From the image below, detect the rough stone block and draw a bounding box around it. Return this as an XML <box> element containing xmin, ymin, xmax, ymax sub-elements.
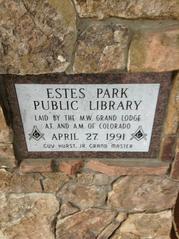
<box><xmin>97</xmin><ymin>213</ymin><xmax>127</xmax><ymax>239</ymax></box>
<box><xmin>108</xmin><ymin>175</ymin><xmax>179</xmax><ymax>212</ymax></box>
<box><xmin>111</xmin><ymin>211</ymin><xmax>173</xmax><ymax>239</ymax></box>
<box><xmin>0</xmin><ymin>169</ymin><xmax>42</xmax><ymax>193</ymax></box>
<box><xmin>0</xmin><ymin>193</ymin><xmax>59</xmax><ymax>239</ymax></box>
<box><xmin>20</xmin><ymin>158</ymin><xmax>52</xmax><ymax>173</ymax></box>
<box><xmin>59</xmin><ymin>202</ymin><xmax>79</xmax><ymax>218</ymax></box>
<box><xmin>41</xmin><ymin>172</ymin><xmax>70</xmax><ymax>192</ymax></box>
<box><xmin>74</xmin><ymin>0</ymin><xmax>179</xmax><ymax>19</ymax></box>
<box><xmin>0</xmin><ymin>143</ymin><xmax>16</xmax><ymax>169</ymax></box>
<box><xmin>0</xmin><ymin>169</ymin><xmax>11</xmax><ymax>192</ymax></box>
<box><xmin>128</xmin><ymin>28</ymin><xmax>179</xmax><ymax>72</ymax></box>
<box><xmin>57</xmin><ymin>182</ymin><xmax>108</xmax><ymax>209</ymax></box>
<box><xmin>77</xmin><ymin>172</ymin><xmax>115</xmax><ymax>186</ymax></box>
<box><xmin>73</xmin><ymin>22</ymin><xmax>130</xmax><ymax>73</ymax></box>
<box><xmin>56</xmin><ymin>208</ymin><xmax>116</xmax><ymax>239</ymax></box>
<box><xmin>0</xmin><ymin>0</ymin><xmax>77</xmax><ymax>74</ymax></box>
<box><xmin>10</xmin><ymin>173</ymin><xmax>42</xmax><ymax>193</ymax></box>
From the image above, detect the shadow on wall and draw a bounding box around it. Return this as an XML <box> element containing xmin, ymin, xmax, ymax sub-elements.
<box><xmin>171</xmin><ymin>193</ymin><xmax>179</xmax><ymax>239</ymax></box>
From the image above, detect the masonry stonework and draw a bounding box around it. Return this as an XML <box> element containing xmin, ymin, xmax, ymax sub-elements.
<box><xmin>0</xmin><ymin>0</ymin><xmax>179</xmax><ymax>238</ymax></box>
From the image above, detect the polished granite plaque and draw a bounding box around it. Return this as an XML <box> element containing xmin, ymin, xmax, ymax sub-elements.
<box><xmin>5</xmin><ymin>72</ymin><xmax>171</xmax><ymax>159</ymax></box>
<box><xmin>15</xmin><ymin>83</ymin><xmax>159</xmax><ymax>152</ymax></box>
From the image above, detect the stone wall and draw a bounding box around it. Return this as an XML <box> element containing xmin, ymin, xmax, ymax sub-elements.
<box><xmin>0</xmin><ymin>0</ymin><xmax>179</xmax><ymax>238</ymax></box>
<box><xmin>0</xmin><ymin>169</ymin><xmax>179</xmax><ymax>239</ymax></box>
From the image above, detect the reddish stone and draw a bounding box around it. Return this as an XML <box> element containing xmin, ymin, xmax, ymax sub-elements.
<box><xmin>20</xmin><ymin>158</ymin><xmax>52</xmax><ymax>173</ymax></box>
<box><xmin>171</xmin><ymin>152</ymin><xmax>179</xmax><ymax>180</ymax></box>
<box><xmin>59</xmin><ymin>160</ymin><xmax>84</xmax><ymax>175</ymax></box>
<box><xmin>86</xmin><ymin>160</ymin><xmax>169</xmax><ymax>176</ymax></box>
<box><xmin>160</xmin><ymin>135</ymin><xmax>177</xmax><ymax>161</ymax></box>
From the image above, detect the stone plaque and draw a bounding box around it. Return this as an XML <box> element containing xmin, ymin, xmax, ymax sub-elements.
<box><xmin>5</xmin><ymin>73</ymin><xmax>171</xmax><ymax>159</ymax></box>
<box><xmin>15</xmin><ymin>84</ymin><xmax>159</xmax><ymax>152</ymax></box>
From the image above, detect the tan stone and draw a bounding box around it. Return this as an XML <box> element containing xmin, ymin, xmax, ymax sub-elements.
<box><xmin>57</xmin><ymin>182</ymin><xmax>107</xmax><ymax>209</ymax></box>
<box><xmin>0</xmin><ymin>193</ymin><xmax>59</xmax><ymax>239</ymax></box>
<box><xmin>93</xmin><ymin>173</ymin><xmax>116</xmax><ymax>185</ymax></box>
<box><xmin>112</xmin><ymin>234</ymin><xmax>139</xmax><ymax>239</ymax></box>
<box><xmin>56</xmin><ymin>208</ymin><xmax>116</xmax><ymax>239</ymax></box>
<box><xmin>42</xmin><ymin>172</ymin><xmax>70</xmax><ymax>192</ymax></box>
<box><xmin>128</xmin><ymin>28</ymin><xmax>179</xmax><ymax>72</ymax></box>
<box><xmin>73</xmin><ymin>22</ymin><xmax>129</xmax><ymax>73</ymax></box>
<box><xmin>10</xmin><ymin>173</ymin><xmax>42</xmax><ymax>193</ymax></box>
<box><xmin>74</xmin><ymin>0</ymin><xmax>179</xmax><ymax>19</ymax></box>
<box><xmin>20</xmin><ymin>158</ymin><xmax>52</xmax><ymax>173</ymax></box>
<box><xmin>0</xmin><ymin>169</ymin><xmax>11</xmax><ymax>192</ymax></box>
<box><xmin>97</xmin><ymin>222</ymin><xmax>121</xmax><ymax>239</ymax></box>
<box><xmin>86</xmin><ymin>160</ymin><xmax>169</xmax><ymax>176</ymax></box>
<box><xmin>77</xmin><ymin>173</ymin><xmax>94</xmax><ymax>185</ymax></box>
<box><xmin>77</xmin><ymin>172</ymin><xmax>115</xmax><ymax>186</ymax></box>
<box><xmin>111</xmin><ymin>211</ymin><xmax>172</xmax><ymax>239</ymax></box>
<box><xmin>0</xmin><ymin>160</ymin><xmax>14</xmax><ymax>170</ymax></box>
<box><xmin>0</xmin><ymin>143</ymin><xmax>16</xmax><ymax>169</ymax></box>
<box><xmin>108</xmin><ymin>176</ymin><xmax>179</xmax><ymax>212</ymax></box>
<box><xmin>0</xmin><ymin>107</ymin><xmax>12</xmax><ymax>143</ymax></box>
<box><xmin>0</xmin><ymin>0</ymin><xmax>76</xmax><ymax>74</ymax></box>
<box><xmin>164</xmin><ymin>74</ymin><xmax>179</xmax><ymax>135</ymax></box>
<box><xmin>0</xmin><ymin>169</ymin><xmax>42</xmax><ymax>193</ymax></box>
<box><xmin>60</xmin><ymin>202</ymin><xmax>79</xmax><ymax>218</ymax></box>
<box><xmin>116</xmin><ymin>212</ymin><xmax>128</xmax><ymax>223</ymax></box>
<box><xmin>97</xmin><ymin>213</ymin><xmax>127</xmax><ymax>239</ymax></box>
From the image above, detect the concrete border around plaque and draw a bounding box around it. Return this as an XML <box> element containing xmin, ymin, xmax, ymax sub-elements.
<box><xmin>4</xmin><ymin>72</ymin><xmax>171</xmax><ymax>159</ymax></box>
